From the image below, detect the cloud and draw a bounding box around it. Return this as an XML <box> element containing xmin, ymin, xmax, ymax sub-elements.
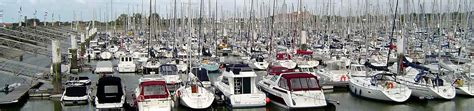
<box><xmin>29</xmin><ymin>0</ymin><xmax>37</xmax><ymax>5</ymax></box>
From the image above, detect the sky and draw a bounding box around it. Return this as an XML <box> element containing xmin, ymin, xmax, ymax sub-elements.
<box><xmin>0</xmin><ymin>0</ymin><xmax>472</xmax><ymax>23</ymax></box>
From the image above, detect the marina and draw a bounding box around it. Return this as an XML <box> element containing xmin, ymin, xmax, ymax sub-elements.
<box><xmin>0</xmin><ymin>0</ymin><xmax>473</xmax><ymax>111</ymax></box>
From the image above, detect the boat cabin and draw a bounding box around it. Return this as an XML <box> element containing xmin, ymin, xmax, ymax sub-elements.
<box><xmin>120</xmin><ymin>56</ymin><xmax>133</xmax><ymax>63</ymax></box>
<box><xmin>138</xmin><ymin>81</ymin><xmax>169</xmax><ymax>100</ymax></box>
<box><xmin>222</xmin><ymin>64</ymin><xmax>258</xmax><ymax>94</ymax></box>
<box><xmin>159</xmin><ymin>64</ymin><xmax>178</xmax><ymax>76</ymax></box>
<box><xmin>268</xmin><ymin>66</ymin><xmax>295</xmax><ymax>75</ymax></box>
<box><xmin>96</xmin><ymin>77</ymin><xmax>124</xmax><ymax>104</ymax></box>
<box><xmin>273</xmin><ymin>73</ymin><xmax>321</xmax><ymax>91</ymax></box>
<box><xmin>276</xmin><ymin>53</ymin><xmax>292</xmax><ymax>60</ymax></box>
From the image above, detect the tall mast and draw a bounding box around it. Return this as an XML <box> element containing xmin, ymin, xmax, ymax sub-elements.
<box><xmin>387</xmin><ymin>0</ymin><xmax>399</xmax><ymax>67</ymax></box>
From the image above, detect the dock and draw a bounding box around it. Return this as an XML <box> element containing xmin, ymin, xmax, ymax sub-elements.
<box><xmin>0</xmin><ymin>81</ymin><xmax>40</xmax><ymax>105</ymax></box>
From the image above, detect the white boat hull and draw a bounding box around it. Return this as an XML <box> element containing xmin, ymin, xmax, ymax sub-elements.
<box><xmin>349</xmin><ymin>77</ymin><xmax>411</xmax><ymax>102</ymax></box>
<box><xmin>118</xmin><ymin>64</ymin><xmax>136</xmax><ymax>72</ymax></box>
<box><xmin>176</xmin><ymin>86</ymin><xmax>215</xmax><ymax>109</ymax></box>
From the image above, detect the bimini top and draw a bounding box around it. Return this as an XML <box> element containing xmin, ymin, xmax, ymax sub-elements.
<box><xmin>139</xmin><ymin>80</ymin><xmax>169</xmax><ymax>99</ymax></box>
<box><xmin>64</xmin><ymin>86</ymin><xmax>87</xmax><ymax>97</ymax></box>
<box><xmin>97</xmin><ymin>76</ymin><xmax>124</xmax><ymax>103</ymax></box>
<box><xmin>192</xmin><ymin>67</ymin><xmax>209</xmax><ymax>81</ymax></box>
<box><xmin>268</xmin><ymin>66</ymin><xmax>295</xmax><ymax>75</ymax></box>
<box><xmin>296</xmin><ymin>49</ymin><xmax>313</xmax><ymax>55</ymax></box>
<box><xmin>280</xmin><ymin>72</ymin><xmax>321</xmax><ymax>91</ymax></box>
<box><xmin>276</xmin><ymin>52</ymin><xmax>292</xmax><ymax>60</ymax></box>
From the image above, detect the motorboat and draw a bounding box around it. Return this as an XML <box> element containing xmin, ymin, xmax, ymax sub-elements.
<box><xmin>257</xmin><ymin>72</ymin><xmax>327</xmax><ymax>108</ymax></box>
<box><xmin>94</xmin><ymin>76</ymin><xmax>126</xmax><ymax>110</ymax></box>
<box><xmin>200</xmin><ymin>59</ymin><xmax>220</xmax><ymax>72</ymax></box>
<box><xmin>314</xmin><ymin>60</ymin><xmax>350</xmax><ymax>87</ymax></box>
<box><xmin>274</xmin><ymin>52</ymin><xmax>297</xmax><ymax>69</ymax></box>
<box><xmin>61</xmin><ymin>85</ymin><xmax>90</xmax><ymax>105</ymax></box>
<box><xmin>349</xmin><ymin>71</ymin><xmax>411</xmax><ymax>102</ymax></box>
<box><xmin>294</xmin><ymin>49</ymin><xmax>319</xmax><ymax>68</ymax></box>
<box><xmin>348</xmin><ymin>64</ymin><xmax>369</xmax><ymax>77</ymax></box>
<box><xmin>66</xmin><ymin>76</ymin><xmax>91</xmax><ymax>86</ymax></box>
<box><xmin>214</xmin><ymin>64</ymin><xmax>267</xmax><ymax>108</ymax></box>
<box><xmin>142</xmin><ymin>58</ymin><xmax>160</xmax><ymax>75</ymax></box>
<box><xmin>134</xmin><ymin>76</ymin><xmax>173</xmax><ymax>111</ymax></box>
<box><xmin>118</xmin><ymin>55</ymin><xmax>136</xmax><ymax>73</ymax></box>
<box><xmin>159</xmin><ymin>64</ymin><xmax>182</xmax><ymax>92</ymax></box>
<box><xmin>95</xmin><ymin>61</ymin><xmax>114</xmax><ymax>74</ymax></box>
<box><xmin>100</xmin><ymin>51</ymin><xmax>113</xmax><ymax>60</ymax></box>
<box><xmin>248</xmin><ymin>54</ymin><xmax>269</xmax><ymax>70</ymax></box>
<box><xmin>168</xmin><ymin>59</ymin><xmax>188</xmax><ymax>72</ymax></box>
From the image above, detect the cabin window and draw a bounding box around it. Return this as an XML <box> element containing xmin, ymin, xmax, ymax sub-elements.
<box><xmin>222</xmin><ymin>77</ymin><xmax>229</xmax><ymax>85</ymax></box>
<box><xmin>234</xmin><ymin>77</ymin><xmax>251</xmax><ymax>94</ymax></box>
<box><xmin>290</xmin><ymin>77</ymin><xmax>320</xmax><ymax>91</ymax></box>
<box><xmin>270</xmin><ymin>76</ymin><xmax>279</xmax><ymax>82</ymax></box>
<box><xmin>309</xmin><ymin>68</ymin><xmax>315</xmax><ymax>72</ymax></box>
<box><xmin>279</xmin><ymin>78</ymin><xmax>288</xmax><ymax>90</ymax></box>
<box><xmin>121</xmin><ymin>58</ymin><xmax>125</xmax><ymax>61</ymax></box>
<box><xmin>144</xmin><ymin>85</ymin><xmax>167</xmax><ymax>96</ymax></box>
<box><xmin>308</xmin><ymin>78</ymin><xmax>319</xmax><ymax>89</ymax></box>
<box><xmin>104</xmin><ymin>85</ymin><xmax>119</xmax><ymax>94</ymax></box>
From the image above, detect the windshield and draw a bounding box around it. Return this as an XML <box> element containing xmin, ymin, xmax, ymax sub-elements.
<box><xmin>160</xmin><ymin>65</ymin><xmax>178</xmax><ymax>75</ymax></box>
<box><xmin>144</xmin><ymin>85</ymin><xmax>167</xmax><ymax>96</ymax></box>
<box><xmin>289</xmin><ymin>77</ymin><xmax>320</xmax><ymax>91</ymax></box>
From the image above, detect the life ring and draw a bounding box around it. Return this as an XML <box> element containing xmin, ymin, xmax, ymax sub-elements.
<box><xmin>340</xmin><ymin>75</ymin><xmax>347</xmax><ymax>81</ymax></box>
<box><xmin>137</xmin><ymin>95</ymin><xmax>145</xmax><ymax>102</ymax></box>
<box><xmin>386</xmin><ymin>82</ymin><xmax>394</xmax><ymax>89</ymax></box>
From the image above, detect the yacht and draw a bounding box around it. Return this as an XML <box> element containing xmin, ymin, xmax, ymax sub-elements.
<box><xmin>248</xmin><ymin>54</ymin><xmax>269</xmax><ymax>70</ymax></box>
<box><xmin>61</xmin><ymin>85</ymin><xmax>90</xmax><ymax>105</ymax></box>
<box><xmin>274</xmin><ymin>52</ymin><xmax>297</xmax><ymax>69</ymax></box>
<box><xmin>257</xmin><ymin>72</ymin><xmax>327</xmax><ymax>109</ymax></box>
<box><xmin>134</xmin><ymin>76</ymin><xmax>173</xmax><ymax>111</ymax></box>
<box><xmin>94</xmin><ymin>76</ymin><xmax>126</xmax><ymax>110</ymax></box>
<box><xmin>118</xmin><ymin>55</ymin><xmax>136</xmax><ymax>73</ymax></box>
<box><xmin>159</xmin><ymin>64</ymin><xmax>182</xmax><ymax>92</ymax></box>
<box><xmin>100</xmin><ymin>51</ymin><xmax>113</xmax><ymax>60</ymax></box>
<box><xmin>214</xmin><ymin>64</ymin><xmax>267</xmax><ymax>108</ymax></box>
<box><xmin>142</xmin><ymin>58</ymin><xmax>160</xmax><ymax>75</ymax></box>
<box><xmin>349</xmin><ymin>71</ymin><xmax>411</xmax><ymax>102</ymax></box>
<box><xmin>95</xmin><ymin>61</ymin><xmax>114</xmax><ymax>74</ymax></box>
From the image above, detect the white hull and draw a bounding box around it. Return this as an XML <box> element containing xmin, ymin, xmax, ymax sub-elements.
<box><xmin>400</xmin><ymin>79</ymin><xmax>456</xmax><ymax>99</ymax></box>
<box><xmin>276</xmin><ymin>60</ymin><xmax>297</xmax><ymax>69</ymax></box>
<box><xmin>137</xmin><ymin>99</ymin><xmax>172</xmax><ymax>111</ymax></box>
<box><xmin>118</xmin><ymin>64</ymin><xmax>136</xmax><ymax>72</ymax></box>
<box><xmin>456</xmin><ymin>86</ymin><xmax>474</xmax><ymax>96</ymax></box>
<box><xmin>100</xmin><ymin>52</ymin><xmax>113</xmax><ymax>60</ymax></box>
<box><xmin>176</xmin><ymin>86</ymin><xmax>215</xmax><ymax>109</ymax></box>
<box><xmin>257</xmin><ymin>81</ymin><xmax>326</xmax><ymax>108</ymax></box>
<box><xmin>250</xmin><ymin>62</ymin><xmax>269</xmax><ymax>70</ymax></box>
<box><xmin>349</xmin><ymin>77</ymin><xmax>411</xmax><ymax>102</ymax></box>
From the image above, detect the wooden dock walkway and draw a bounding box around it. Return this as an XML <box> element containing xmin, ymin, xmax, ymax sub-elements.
<box><xmin>0</xmin><ymin>81</ymin><xmax>39</xmax><ymax>105</ymax></box>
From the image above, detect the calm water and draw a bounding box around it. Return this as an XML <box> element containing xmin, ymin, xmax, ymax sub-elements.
<box><xmin>1</xmin><ymin>58</ymin><xmax>474</xmax><ymax>111</ymax></box>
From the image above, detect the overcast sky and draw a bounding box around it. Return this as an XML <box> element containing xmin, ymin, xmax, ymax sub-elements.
<box><xmin>0</xmin><ymin>0</ymin><xmax>472</xmax><ymax>23</ymax></box>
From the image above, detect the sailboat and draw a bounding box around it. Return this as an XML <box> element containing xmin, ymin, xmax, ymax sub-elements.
<box><xmin>175</xmin><ymin>69</ymin><xmax>215</xmax><ymax>109</ymax></box>
<box><xmin>349</xmin><ymin>71</ymin><xmax>411</xmax><ymax>102</ymax></box>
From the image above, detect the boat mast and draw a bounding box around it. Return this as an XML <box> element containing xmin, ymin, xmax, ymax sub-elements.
<box><xmin>386</xmin><ymin>0</ymin><xmax>399</xmax><ymax>67</ymax></box>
